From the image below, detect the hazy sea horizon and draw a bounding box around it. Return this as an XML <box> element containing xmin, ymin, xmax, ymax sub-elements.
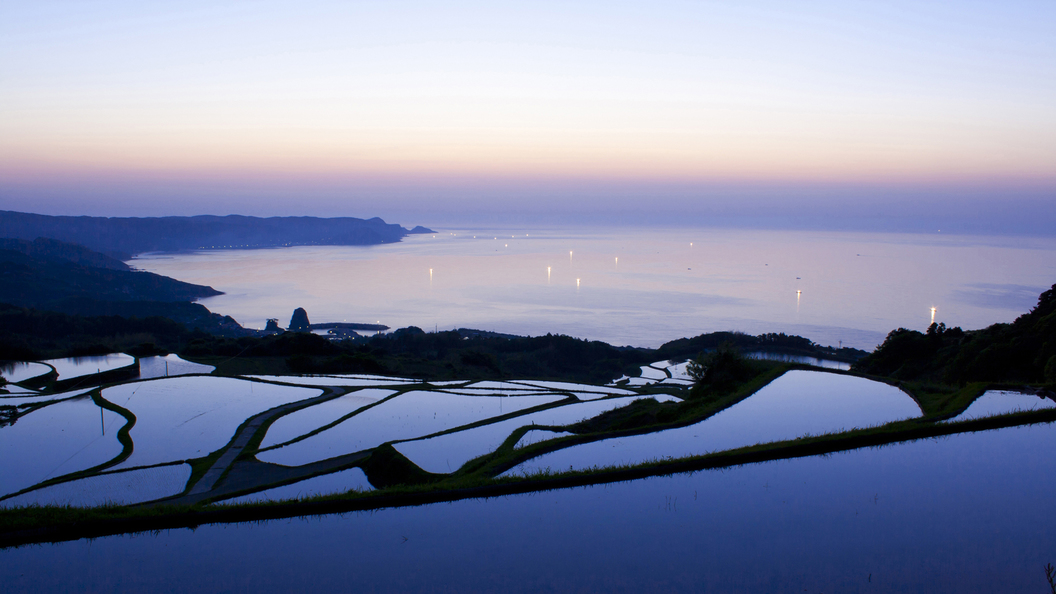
<box><xmin>132</xmin><ymin>225</ymin><xmax>1056</xmax><ymax>352</ymax></box>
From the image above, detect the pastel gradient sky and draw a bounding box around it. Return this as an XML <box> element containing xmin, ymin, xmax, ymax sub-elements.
<box><xmin>1</xmin><ymin>1</ymin><xmax>1054</xmax><ymax>231</ymax></box>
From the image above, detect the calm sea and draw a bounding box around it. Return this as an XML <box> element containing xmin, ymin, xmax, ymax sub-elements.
<box><xmin>132</xmin><ymin>226</ymin><xmax>1056</xmax><ymax>351</ymax></box>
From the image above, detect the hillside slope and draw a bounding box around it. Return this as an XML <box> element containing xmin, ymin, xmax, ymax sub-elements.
<box><xmin>0</xmin><ymin>211</ymin><xmax>430</xmax><ymax>259</ymax></box>
<box><xmin>853</xmin><ymin>283</ymin><xmax>1056</xmax><ymax>384</ymax></box>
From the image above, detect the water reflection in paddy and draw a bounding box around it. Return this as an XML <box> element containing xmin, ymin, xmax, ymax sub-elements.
<box><xmin>43</xmin><ymin>354</ymin><xmax>135</xmax><ymax>380</ymax></box>
<box><xmin>216</xmin><ymin>467</ymin><xmax>374</xmax><ymax>505</ymax></box>
<box><xmin>509</xmin><ymin>380</ymin><xmax>635</xmax><ymax>395</ymax></box>
<box><xmin>440</xmin><ymin>388</ymin><xmax>556</xmax><ymax>396</ymax></box>
<box><xmin>258</xmin><ymin>389</ymin><xmax>394</xmax><ymax>449</ymax></box>
<box><xmin>137</xmin><ymin>355</ymin><xmax>214</xmax><ymax>379</ymax></box>
<box><xmin>102</xmin><ymin>377</ymin><xmax>322</xmax><ymax>470</ymax></box>
<box><xmin>394</xmin><ymin>394</ymin><xmax>681</xmax><ymax>474</ymax></box>
<box><xmin>464</xmin><ymin>381</ymin><xmax>541</xmax><ymax>391</ymax></box>
<box><xmin>745</xmin><ymin>351</ymin><xmax>851</xmax><ymax>370</ymax></box>
<box><xmin>504</xmin><ymin>370</ymin><xmax>920</xmax><ymax>476</ymax></box>
<box><xmin>0</xmin><ymin>387</ymin><xmax>94</xmax><ymax>407</ymax></box>
<box><xmin>0</xmin><ymin>397</ymin><xmax>125</xmax><ymax>499</ymax></box>
<box><xmin>4</xmin><ymin>423</ymin><xmax>1053</xmax><ymax>592</ymax></box>
<box><xmin>258</xmin><ymin>391</ymin><xmax>568</xmax><ymax>467</ymax></box>
<box><xmin>946</xmin><ymin>390</ymin><xmax>1056</xmax><ymax>422</ymax></box>
<box><xmin>247</xmin><ymin>375</ymin><xmax>417</xmax><ymax>387</ymax></box>
<box><xmin>0</xmin><ymin>361</ymin><xmax>52</xmax><ymax>384</ymax></box>
<box><xmin>0</xmin><ymin>385</ymin><xmax>39</xmax><ymax>395</ymax></box>
<box><xmin>325</xmin><ymin>374</ymin><xmax>419</xmax><ymax>382</ymax></box>
<box><xmin>1</xmin><ymin>464</ymin><xmax>191</xmax><ymax>508</ymax></box>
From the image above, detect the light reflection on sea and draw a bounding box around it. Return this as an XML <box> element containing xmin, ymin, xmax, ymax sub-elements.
<box><xmin>131</xmin><ymin>227</ymin><xmax>1056</xmax><ymax>350</ymax></box>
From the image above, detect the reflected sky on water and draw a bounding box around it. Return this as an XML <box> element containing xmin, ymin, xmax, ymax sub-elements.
<box><xmin>133</xmin><ymin>227</ymin><xmax>1056</xmax><ymax>350</ymax></box>
<box><xmin>2</xmin><ymin>422</ymin><xmax>1053</xmax><ymax>592</ymax></box>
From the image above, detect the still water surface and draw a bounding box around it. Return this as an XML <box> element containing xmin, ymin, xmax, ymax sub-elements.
<box><xmin>3</xmin><ymin>422</ymin><xmax>1053</xmax><ymax>592</ymax></box>
<box><xmin>503</xmin><ymin>370</ymin><xmax>921</xmax><ymax>476</ymax></box>
<box><xmin>133</xmin><ymin>227</ymin><xmax>1056</xmax><ymax>350</ymax></box>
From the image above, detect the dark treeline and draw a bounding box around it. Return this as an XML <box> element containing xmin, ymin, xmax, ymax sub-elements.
<box><xmin>854</xmin><ymin>283</ymin><xmax>1056</xmax><ymax>384</ymax></box>
<box><xmin>655</xmin><ymin>331</ymin><xmax>866</xmax><ymax>362</ymax></box>
<box><xmin>0</xmin><ymin>303</ymin><xmax>193</xmax><ymax>361</ymax></box>
<box><xmin>0</xmin><ymin>301</ymin><xmax>863</xmax><ymax>385</ymax></box>
<box><xmin>182</xmin><ymin>327</ymin><xmax>648</xmax><ymax>384</ymax></box>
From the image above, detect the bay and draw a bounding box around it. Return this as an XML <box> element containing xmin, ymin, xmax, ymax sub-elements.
<box><xmin>132</xmin><ymin>227</ymin><xmax>1056</xmax><ymax>350</ymax></box>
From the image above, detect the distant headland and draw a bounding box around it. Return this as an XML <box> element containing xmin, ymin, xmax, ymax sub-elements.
<box><xmin>0</xmin><ymin>211</ymin><xmax>434</xmax><ymax>260</ymax></box>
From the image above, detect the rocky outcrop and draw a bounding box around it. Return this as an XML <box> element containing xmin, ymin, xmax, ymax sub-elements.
<box><xmin>289</xmin><ymin>308</ymin><xmax>311</xmax><ymax>332</ymax></box>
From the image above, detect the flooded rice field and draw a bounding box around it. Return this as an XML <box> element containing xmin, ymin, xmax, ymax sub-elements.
<box><xmin>1</xmin><ymin>397</ymin><xmax>125</xmax><ymax>498</ymax></box>
<box><xmin>3</xmin><ymin>422</ymin><xmax>1053</xmax><ymax>592</ymax></box>
<box><xmin>1</xmin><ymin>354</ymin><xmax>1048</xmax><ymax>513</ymax></box>
<box><xmin>945</xmin><ymin>389</ymin><xmax>1056</xmax><ymax>422</ymax></box>
<box><xmin>1</xmin><ymin>464</ymin><xmax>192</xmax><ymax>509</ymax></box>
<box><xmin>102</xmin><ymin>376</ymin><xmax>322</xmax><ymax>470</ymax></box>
<box><xmin>503</xmin><ymin>370</ymin><xmax>922</xmax><ymax>476</ymax></box>
<box><xmin>257</xmin><ymin>390</ymin><xmax>570</xmax><ymax>467</ymax></box>
<box><xmin>0</xmin><ymin>362</ymin><xmax>52</xmax><ymax>384</ymax></box>
<box><xmin>1</xmin><ymin>349</ymin><xmax>1053</xmax><ymax>594</ymax></box>
<box><xmin>394</xmin><ymin>393</ymin><xmax>682</xmax><ymax>473</ymax></box>
<box><xmin>42</xmin><ymin>354</ymin><xmax>136</xmax><ymax>380</ymax></box>
<box><xmin>215</xmin><ymin>467</ymin><xmax>374</xmax><ymax>505</ymax></box>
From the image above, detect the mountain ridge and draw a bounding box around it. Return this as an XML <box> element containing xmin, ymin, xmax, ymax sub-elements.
<box><xmin>0</xmin><ymin>211</ymin><xmax>434</xmax><ymax>259</ymax></box>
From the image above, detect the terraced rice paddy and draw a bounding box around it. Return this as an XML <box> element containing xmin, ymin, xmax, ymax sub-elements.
<box><xmin>2</xmin><ymin>357</ymin><xmax>1051</xmax><ymax>513</ymax></box>
<box><xmin>463</xmin><ymin>381</ymin><xmax>544</xmax><ymax>391</ymax></box>
<box><xmin>326</xmin><ymin>374</ymin><xmax>419</xmax><ymax>382</ymax></box>
<box><xmin>102</xmin><ymin>376</ymin><xmax>322</xmax><ymax>469</ymax></box>
<box><xmin>0</xmin><ymin>385</ymin><xmax>40</xmax><ymax>395</ymax></box>
<box><xmin>259</xmin><ymin>389</ymin><xmax>395</xmax><ymax>449</ymax></box>
<box><xmin>0</xmin><ymin>464</ymin><xmax>192</xmax><ymax>508</ymax></box>
<box><xmin>248</xmin><ymin>375</ymin><xmax>418</xmax><ymax>387</ymax></box>
<box><xmin>394</xmin><ymin>394</ymin><xmax>682</xmax><ymax>474</ymax></box>
<box><xmin>0</xmin><ymin>362</ymin><xmax>52</xmax><ymax>384</ymax></box>
<box><xmin>215</xmin><ymin>467</ymin><xmax>374</xmax><ymax>505</ymax></box>
<box><xmin>440</xmin><ymin>388</ymin><xmax>553</xmax><ymax>396</ymax></box>
<box><xmin>515</xmin><ymin>429</ymin><xmax>574</xmax><ymax>448</ymax></box>
<box><xmin>43</xmin><ymin>354</ymin><xmax>135</xmax><ymax>381</ymax></box>
<box><xmin>0</xmin><ymin>397</ymin><xmax>126</xmax><ymax>499</ymax></box>
<box><xmin>0</xmin><ymin>388</ymin><xmax>95</xmax><ymax>408</ymax></box>
<box><xmin>502</xmin><ymin>370</ymin><xmax>922</xmax><ymax>476</ymax></box>
<box><xmin>138</xmin><ymin>355</ymin><xmax>215</xmax><ymax>379</ymax></box>
<box><xmin>258</xmin><ymin>390</ymin><xmax>568</xmax><ymax>467</ymax></box>
<box><xmin>945</xmin><ymin>390</ymin><xmax>1056</xmax><ymax>422</ymax></box>
<box><xmin>509</xmin><ymin>380</ymin><xmax>635</xmax><ymax>395</ymax></box>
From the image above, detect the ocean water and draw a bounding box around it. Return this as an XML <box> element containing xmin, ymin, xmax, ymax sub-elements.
<box><xmin>132</xmin><ymin>227</ymin><xmax>1056</xmax><ymax>350</ymax></box>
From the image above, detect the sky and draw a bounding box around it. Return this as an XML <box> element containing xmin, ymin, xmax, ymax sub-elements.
<box><xmin>1</xmin><ymin>1</ymin><xmax>1054</xmax><ymax>232</ymax></box>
